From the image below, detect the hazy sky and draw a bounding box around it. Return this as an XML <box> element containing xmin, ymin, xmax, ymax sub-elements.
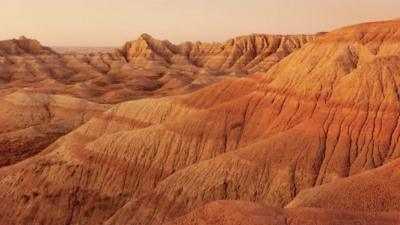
<box><xmin>1</xmin><ymin>0</ymin><xmax>399</xmax><ymax>46</ymax></box>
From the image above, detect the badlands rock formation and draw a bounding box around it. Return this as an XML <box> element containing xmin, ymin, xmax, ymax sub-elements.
<box><xmin>120</xmin><ymin>33</ymin><xmax>313</xmax><ymax>73</ymax></box>
<box><xmin>1</xmin><ymin>19</ymin><xmax>400</xmax><ymax>225</ymax></box>
<box><xmin>0</xmin><ymin>36</ymin><xmax>55</xmax><ymax>55</ymax></box>
<box><xmin>0</xmin><ymin>34</ymin><xmax>312</xmax><ymax>103</ymax></box>
<box><xmin>0</xmin><ymin>91</ymin><xmax>109</xmax><ymax>167</ymax></box>
<box><xmin>103</xmin><ymin>19</ymin><xmax>400</xmax><ymax>225</ymax></box>
<box><xmin>0</xmin><ymin>34</ymin><xmax>310</xmax><ymax>169</ymax></box>
<box><xmin>166</xmin><ymin>201</ymin><xmax>400</xmax><ymax>225</ymax></box>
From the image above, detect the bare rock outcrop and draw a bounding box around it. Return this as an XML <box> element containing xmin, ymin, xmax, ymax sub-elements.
<box><xmin>166</xmin><ymin>201</ymin><xmax>400</xmax><ymax>225</ymax></box>
<box><xmin>0</xmin><ymin>34</ymin><xmax>312</xmax><ymax>104</ymax></box>
<box><xmin>0</xmin><ymin>36</ymin><xmax>55</xmax><ymax>55</ymax></box>
<box><xmin>120</xmin><ymin>33</ymin><xmax>314</xmax><ymax>72</ymax></box>
<box><xmin>287</xmin><ymin>159</ymin><xmax>400</xmax><ymax>212</ymax></box>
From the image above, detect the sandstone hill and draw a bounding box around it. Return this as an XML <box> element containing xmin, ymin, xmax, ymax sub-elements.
<box><xmin>0</xmin><ymin>19</ymin><xmax>400</xmax><ymax>225</ymax></box>
<box><xmin>0</xmin><ymin>36</ymin><xmax>55</xmax><ymax>55</ymax></box>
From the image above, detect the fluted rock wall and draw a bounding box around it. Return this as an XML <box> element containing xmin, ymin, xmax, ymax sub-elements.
<box><xmin>120</xmin><ymin>33</ymin><xmax>313</xmax><ymax>72</ymax></box>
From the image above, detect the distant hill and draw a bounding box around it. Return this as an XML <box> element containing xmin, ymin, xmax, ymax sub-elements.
<box><xmin>52</xmin><ymin>46</ymin><xmax>116</xmax><ymax>53</ymax></box>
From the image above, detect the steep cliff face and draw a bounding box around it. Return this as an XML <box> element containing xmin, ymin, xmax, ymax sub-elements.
<box><xmin>0</xmin><ymin>19</ymin><xmax>400</xmax><ymax>225</ymax></box>
<box><xmin>120</xmin><ymin>33</ymin><xmax>314</xmax><ymax>72</ymax></box>
<box><xmin>0</xmin><ymin>34</ymin><xmax>312</xmax><ymax>104</ymax></box>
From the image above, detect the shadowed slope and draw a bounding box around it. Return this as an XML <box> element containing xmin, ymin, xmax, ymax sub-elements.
<box><xmin>0</xmin><ymin>91</ymin><xmax>110</xmax><ymax>167</ymax></box>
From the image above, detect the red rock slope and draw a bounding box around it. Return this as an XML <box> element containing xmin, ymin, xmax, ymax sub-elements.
<box><xmin>166</xmin><ymin>201</ymin><xmax>400</xmax><ymax>225</ymax></box>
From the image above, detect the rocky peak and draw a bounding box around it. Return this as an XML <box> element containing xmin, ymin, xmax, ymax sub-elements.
<box><xmin>0</xmin><ymin>36</ymin><xmax>55</xmax><ymax>55</ymax></box>
<box><xmin>120</xmin><ymin>33</ymin><xmax>315</xmax><ymax>71</ymax></box>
